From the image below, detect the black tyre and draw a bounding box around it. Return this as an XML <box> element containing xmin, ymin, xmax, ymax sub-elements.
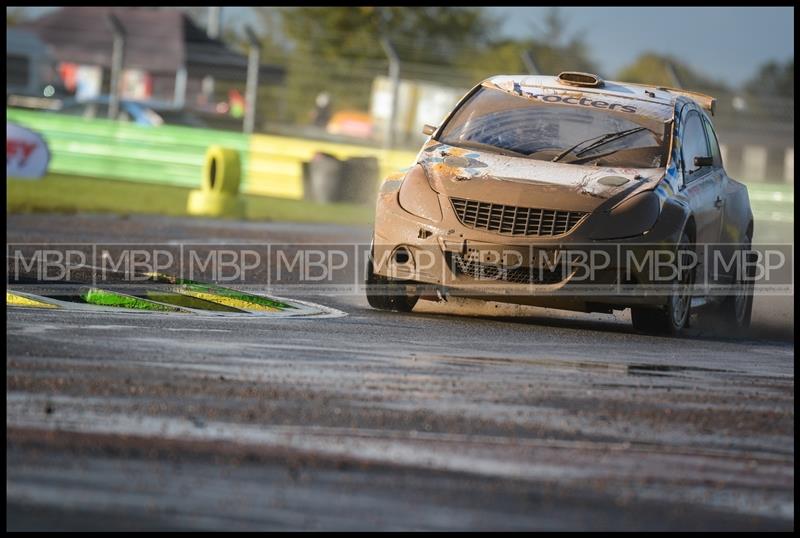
<box><xmin>714</xmin><ymin>236</ymin><xmax>754</xmax><ymax>331</ymax></box>
<box><xmin>365</xmin><ymin>247</ymin><xmax>418</xmax><ymax>312</ymax></box>
<box><xmin>631</xmin><ymin>231</ymin><xmax>695</xmax><ymax>336</ymax></box>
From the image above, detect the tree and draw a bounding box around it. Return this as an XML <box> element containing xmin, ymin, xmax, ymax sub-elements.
<box><xmin>615</xmin><ymin>53</ymin><xmax>727</xmax><ymax>93</ymax></box>
<box><xmin>745</xmin><ymin>59</ymin><xmax>793</xmax><ymax>98</ymax></box>
<box><xmin>274</xmin><ymin>7</ymin><xmax>496</xmax><ymax>123</ymax></box>
<box><xmin>462</xmin><ymin>8</ymin><xmax>598</xmax><ymax>81</ymax></box>
<box><xmin>464</xmin><ymin>37</ymin><xmax>597</xmax><ymax>81</ymax></box>
<box><xmin>279</xmin><ymin>7</ymin><xmax>494</xmax><ymax>65</ymax></box>
<box><xmin>542</xmin><ymin>7</ymin><xmax>567</xmax><ymax>46</ymax></box>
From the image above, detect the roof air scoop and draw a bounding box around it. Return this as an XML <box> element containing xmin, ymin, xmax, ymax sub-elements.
<box><xmin>557</xmin><ymin>71</ymin><xmax>604</xmax><ymax>88</ymax></box>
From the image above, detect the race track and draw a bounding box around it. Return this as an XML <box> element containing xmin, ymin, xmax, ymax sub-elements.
<box><xmin>6</xmin><ymin>214</ymin><xmax>794</xmax><ymax>531</ymax></box>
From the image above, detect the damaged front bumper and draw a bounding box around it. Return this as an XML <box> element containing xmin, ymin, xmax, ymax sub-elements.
<box><xmin>372</xmin><ymin>188</ymin><xmax>687</xmax><ymax>313</ymax></box>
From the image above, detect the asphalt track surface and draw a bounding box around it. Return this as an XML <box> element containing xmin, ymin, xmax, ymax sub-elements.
<box><xmin>6</xmin><ymin>213</ymin><xmax>794</xmax><ymax>531</ymax></box>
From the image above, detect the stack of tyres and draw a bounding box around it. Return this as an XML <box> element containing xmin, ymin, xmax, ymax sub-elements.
<box><xmin>304</xmin><ymin>152</ymin><xmax>379</xmax><ymax>205</ymax></box>
<box><xmin>305</xmin><ymin>152</ymin><xmax>341</xmax><ymax>204</ymax></box>
<box><xmin>340</xmin><ymin>156</ymin><xmax>379</xmax><ymax>205</ymax></box>
<box><xmin>187</xmin><ymin>146</ymin><xmax>246</xmax><ymax>218</ymax></box>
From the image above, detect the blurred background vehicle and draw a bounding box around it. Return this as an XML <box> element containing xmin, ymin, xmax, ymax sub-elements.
<box><xmin>6</xmin><ymin>27</ymin><xmax>74</xmax><ymax>110</ymax></box>
<box><xmin>56</xmin><ymin>96</ymin><xmax>208</xmax><ymax>127</ymax></box>
<box><xmin>325</xmin><ymin>110</ymin><xmax>373</xmax><ymax>139</ymax></box>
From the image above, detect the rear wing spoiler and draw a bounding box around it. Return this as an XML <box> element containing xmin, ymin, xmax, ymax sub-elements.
<box><xmin>628</xmin><ymin>83</ymin><xmax>717</xmax><ymax>116</ymax></box>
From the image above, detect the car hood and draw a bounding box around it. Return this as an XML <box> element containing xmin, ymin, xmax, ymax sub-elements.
<box><xmin>418</xmin><ymin>141</ymin><xmax>664</xmax><ymax>213</ymax></box>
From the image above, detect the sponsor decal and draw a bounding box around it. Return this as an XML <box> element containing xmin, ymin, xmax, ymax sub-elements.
<box><xmin>7</xmin><ymin>122</ymin><xmax>50</xmax><ymax>179</ymax></box>
<box><xmin>524</xmin><ymin>92</ymin><xmax>638</xmax><ymax>114</ymax></box>
<box><xmin>492</xmin><ymin>80</ymin><xmax>674</xmax><ymax>122</ymax></box>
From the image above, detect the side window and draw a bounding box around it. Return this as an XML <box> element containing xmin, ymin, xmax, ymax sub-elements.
<box><xmin>702</xmin><ymin>117</ymin><xmax>723</xmax><ymax>168</ymax></box>
<box><xmin>681</xmin><ymin>110</ymin><xmax>710</xmax><ymax>181</ymax></box>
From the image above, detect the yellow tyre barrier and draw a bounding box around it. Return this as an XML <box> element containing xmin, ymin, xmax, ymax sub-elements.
<box><xmin>203</xmin><ymin>146</ymin><xmax>241</xmax><ymax>195</ymax></box>
<box><xmin>187</xmin><ymin>189</ymin><xmax>245</xmax><ymax>219</ymax></box>
<box><xmin>188</xmin><ymin>146</ymin><xmax>245</xmax><ymax>218</ymax></box>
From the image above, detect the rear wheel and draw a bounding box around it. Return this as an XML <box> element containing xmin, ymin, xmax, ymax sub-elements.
<box><xmin>631</xmin><ymin>232</ymin><xmax>694</xmax><ymax>336</ymax></box>
<box><xmin>714</xmin><ymin>236</ymin><xmax>754</xmax><ymax>331</ymax></box>
<box><xmin>365</xmin><ymin>246</ymin><xmax>418</xmax><ymax>312</ymax></box>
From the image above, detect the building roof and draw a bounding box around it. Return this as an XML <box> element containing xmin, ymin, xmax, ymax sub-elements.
<box><xmin>21</xmin><ymin>7</ymin><xmax>284</xmax><ymax>83</ymax></box>
<box><xmin>7</xmin><ymin>27</ymin><xmax>52</xmax><ymax>58</ymax></box>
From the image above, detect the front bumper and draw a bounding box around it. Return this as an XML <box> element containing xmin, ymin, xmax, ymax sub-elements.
<box><xmin>373</xmin><ymin>189</ymin><xmax>687</xmax><ymax>312</ymax></box>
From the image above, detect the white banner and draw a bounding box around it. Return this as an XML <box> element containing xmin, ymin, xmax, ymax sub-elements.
<box><xmin>7</xmin><ymin>122</ymin><xmax>50</xmax><ymax>179</ymax></box>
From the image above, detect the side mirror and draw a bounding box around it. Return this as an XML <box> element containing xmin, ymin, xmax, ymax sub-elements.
<box><xmin>422</xmin><ymin>124</ymin><xmax>437</xmax><ymax>136</ymax></box>
<box><xmin>694</xmin><ymin>156</ymin><xmax>714</xmax><ymax>167</ymax></box>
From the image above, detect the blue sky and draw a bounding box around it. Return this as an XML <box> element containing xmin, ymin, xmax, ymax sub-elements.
<box><xmin>485</xmin><ymin>7</ymin><xmax>794</xmax><ymax>88</ymax></box>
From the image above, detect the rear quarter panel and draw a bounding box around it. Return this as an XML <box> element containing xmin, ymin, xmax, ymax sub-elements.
<box><xmin>721</xmin><ymin>176</ymin><xmax>754</xmax><ymax>243</ymax></box>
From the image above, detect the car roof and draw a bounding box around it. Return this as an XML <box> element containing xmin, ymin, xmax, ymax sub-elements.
<box><xmin>486</xmin><ymin>74</ymin><xmax>716</xmax><ymax>118</ymax></box>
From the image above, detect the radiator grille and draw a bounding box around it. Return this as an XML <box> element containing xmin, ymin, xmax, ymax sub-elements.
<box><xmin>448</xmin><ymin>253</ymin><xmax>566</xmax><ymax>285</ymax></box>
<box><xmin>450</xmin><ymin>197</ymin><xmax>585</xmax><ymax>236</ymax></box>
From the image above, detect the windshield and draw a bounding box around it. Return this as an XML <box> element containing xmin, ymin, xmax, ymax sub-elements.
<box><xmin>438</xmin><ymin>86</ymin><xmax>670</xmax><ymax>168</ymax></box>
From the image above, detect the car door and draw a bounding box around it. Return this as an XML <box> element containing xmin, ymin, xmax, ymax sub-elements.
<box><xmin>679</xmin><ymin>105</ymin><xmax>723</xmax><ymax>285</ymax></box>
<box><xmin>703</xmin><ymin>114</ymin><xmax>747</xmax><ymax>284</ymax></box>
<box><xmin>701</xmin><ymin>115</ymin><xmax>736</xmax><ymax>282</ymax></box>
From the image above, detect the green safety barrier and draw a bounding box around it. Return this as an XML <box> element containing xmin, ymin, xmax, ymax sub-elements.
<box><xmin>7</xmin><ymin>107</ymin><xmax>419</xmax><ymax>200</ymax></box>
<box><xmin>7</xmin><ymin>108</ymin><xmax>250</xmax><ymax>189</ymax></box>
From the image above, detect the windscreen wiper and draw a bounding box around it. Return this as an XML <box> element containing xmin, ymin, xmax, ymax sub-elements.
<box><xmin>551</xmin><ymin>127</ymin><xmax>646</xmax><ymax>163</ymax></box>
<box><xmin>574</xmin><ymin>127</ymin><xmax>647</xmax><ymax>157</ymax></box>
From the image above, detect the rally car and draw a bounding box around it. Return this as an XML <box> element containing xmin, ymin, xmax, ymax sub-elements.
<box><xmin>366</xmin><ymin>72</ymin><xmax>753</xmax><ymax>336</ymax></box>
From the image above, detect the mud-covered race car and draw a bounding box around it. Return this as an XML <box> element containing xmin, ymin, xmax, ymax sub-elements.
<box><xmin>367</xmin><ymin>72</ymin><xmax>754</xmax><ymax>336</ymax></box>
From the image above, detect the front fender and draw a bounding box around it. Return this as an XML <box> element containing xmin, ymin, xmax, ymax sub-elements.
<box><xmin>652</xmin><ymin>195</ymin><xmax>692</xmax><ymax>245</ymax></box>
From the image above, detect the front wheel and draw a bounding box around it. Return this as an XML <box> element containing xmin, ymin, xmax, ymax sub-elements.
<box><xmin>365</xmin><ymin>247</ymin><xmax>418</xmax><ymax>312</ymax></box>
<box><xmin>631</xmin><ymin>232</ymin><xmax>694</xmax><ymax>336</ymax></box>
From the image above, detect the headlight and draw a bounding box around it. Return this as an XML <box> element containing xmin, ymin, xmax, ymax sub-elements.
<box><xmin>398</xmin><ymin>164</ymin><xmax>442</xmax><ymax>222</ymax></box>
<box><xmin>589</xmin><ymin>191</ymin><xmax>661</xmax><ymax>240</ymax></box>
